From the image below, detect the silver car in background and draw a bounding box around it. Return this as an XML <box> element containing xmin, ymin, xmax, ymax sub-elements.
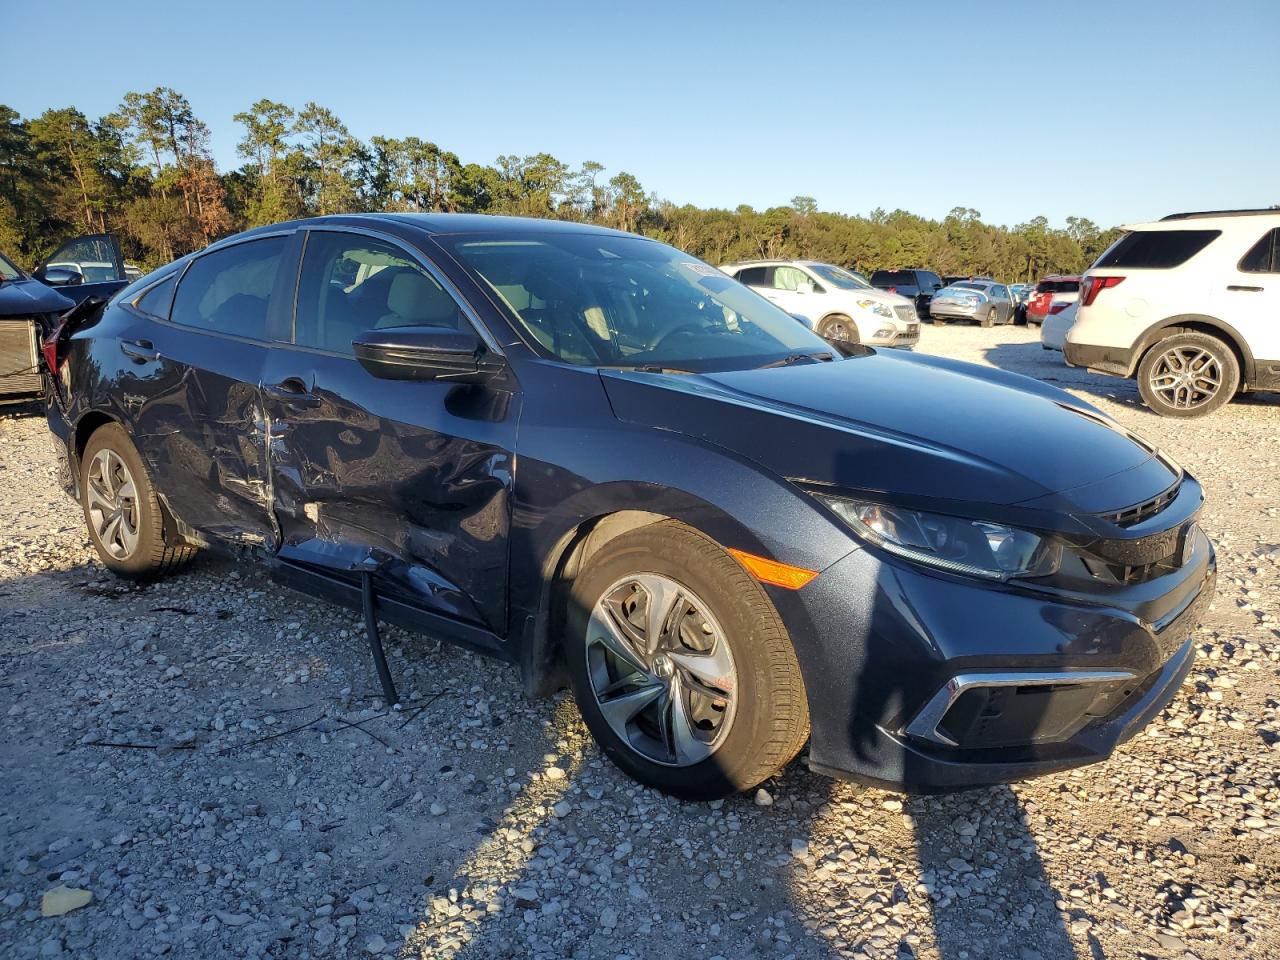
<box><xmin>929</xmin><ymin>280</ymin><xmax>1016</xmax><ymax>326</ymax></box>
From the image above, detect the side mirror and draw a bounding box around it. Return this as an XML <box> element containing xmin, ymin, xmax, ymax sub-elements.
<box><xmin>794</xmin><ymin>281</ymin><xmax>814</xmax><ymax>295</ymax></box>
<box><xmin>38</xmin><ymin>266</ymin><xmax>84</xmax><ymax>287</ymax></box>
<box><xmin>352</xmin><ymin>326</ymin><xmax>506</xmax><ymax>383</ymax></box>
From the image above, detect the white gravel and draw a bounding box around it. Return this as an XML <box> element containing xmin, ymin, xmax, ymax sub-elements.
<box><xmin>1</xmin><ymin>323</ymin><xmax>1277</xmax><ymax>960</ymax></box>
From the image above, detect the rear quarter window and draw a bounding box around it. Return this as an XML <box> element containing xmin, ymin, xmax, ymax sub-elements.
<box><xmin>1093</xmin><ymin>230</ymin><xmax>1220</xmax><ymax>269</ymax></box>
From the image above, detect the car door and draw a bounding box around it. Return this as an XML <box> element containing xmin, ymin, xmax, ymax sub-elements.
<box><xmin>259</xmin><ymin>227</ymin><xmax>520</xmax><ymax>633</ymax></box>
<box><xmin>992</xmin><ymin>284</ymin><xmax>1013</xmax><ymax>322</ymax></box>
<box><xmin>34</xmin><ymin>234</ymin><xmax>130</xmax><ymax>305</ymax></box>
<box><xmin>762</xmin><ymin>264</ymin><xmax>818</xmax><ymax>319</ymax></box>
<box><xmin>126</xmin><ymin>232</ymin><xmax>295</xmax><ymax>546</ymax></box>
<box><xmin>1225</xmin><ymin>226</ymin><xmax>1280</xmax><ymax>365</ymax></box>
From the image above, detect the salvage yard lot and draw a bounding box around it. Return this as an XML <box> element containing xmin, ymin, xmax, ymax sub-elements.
<box><xmin>1</xmin><ymin>324</ymin><xmax>1277</xmax><ymax>960</ymax></box>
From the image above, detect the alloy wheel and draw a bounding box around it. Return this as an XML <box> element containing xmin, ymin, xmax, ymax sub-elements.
<box><xmin>1148</xmin><ymin>346</ymin><xmax>1223</xmax><ymax>411</ymax></box>
<box><xmin>823</xmin><ymin>319</ymin><xmax>853</xmax><ymax>342</ymax></box>
<box><xmin>85</xmin><ymin>448</ymin><xmax>140</xmax><ymax>560</ymax></box>
<box><xmin>585</xmin><ymin>573</ymin><xmax>738</xmax><ymax>767</ymax></box>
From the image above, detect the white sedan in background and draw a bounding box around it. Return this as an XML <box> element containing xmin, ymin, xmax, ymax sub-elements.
<box><xmin>720</xmin><ymin>259</ymin><xmax>920</xmax><ymax>348</ymax></box>
<box><xmin>1041</xmin><ymin>300</ymin><xmax>1078</xmax><ymax>351</ymax></box>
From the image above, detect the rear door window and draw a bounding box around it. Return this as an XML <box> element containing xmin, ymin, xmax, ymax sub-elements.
<box><xmin>171</xmin><ymin>237</ymin><xmax>287</xmax><ymax>340</ymax></box>
<box><xmin>1239</xmin><ymin>228</ymin><xmax>1280</xmax><ymax>273</ymax></box>
<box><xmin>735</xmin><ymin>266</ymin><xmax>769</xmax><ymax>286</ymax></box>
<box><xmin>134</xmin><ymin>274</ymin><xmax>177</xmax><ymax>319</ymax></box>
<box><xmin>1093</xmin><ymin>230</ymin><xmax>1220</xmax><ymax>269</ymax></box>
<box><xmin>294</xmin><ymin>231</ymin><xmax>463</xmax><ymax>354</ymax></box>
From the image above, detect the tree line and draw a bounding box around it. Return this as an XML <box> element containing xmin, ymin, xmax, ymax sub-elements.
<box><xmin>0</xmin><ymin>88</ymin><xmax>1121</xmax><ymax>280</ymax></box>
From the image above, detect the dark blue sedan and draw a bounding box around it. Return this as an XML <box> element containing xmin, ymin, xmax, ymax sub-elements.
<box><xmin>42</xmin><ymin>215</ymin><xmax>1216</xmax><ymax>799</ymax></box>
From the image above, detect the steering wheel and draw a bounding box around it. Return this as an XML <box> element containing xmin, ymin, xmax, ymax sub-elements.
<box><xmin>651</xmin><ymin>321</ymin><xmax>712</xmax><ymax>352</ymax></box>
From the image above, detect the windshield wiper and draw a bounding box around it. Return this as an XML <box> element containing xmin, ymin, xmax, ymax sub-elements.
<box><xmin>603</xmin><ymin>363</ymin><xmax>699</xmax><ymax>375</ymax></box>
<box><xmin>755</xmin><ymin>351</ymin><xmax>834</xmax><ymax>369</ymax></box>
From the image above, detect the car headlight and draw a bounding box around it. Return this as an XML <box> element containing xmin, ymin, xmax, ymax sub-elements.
<box><xmin>856</xmin><ymin>299</ymin><xmax>895</xmax><ymax>319</ymax></box>
<box><xmin>816</xmin><ymin>496</ymin><xmax>1061</xmax><ymax>580</ymax></box>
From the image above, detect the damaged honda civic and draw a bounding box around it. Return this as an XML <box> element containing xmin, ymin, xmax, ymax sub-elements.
<box><xmin>42</xmin><ymin>214</ymin><xmax>1216</xmax><ymax>799</ymax></box>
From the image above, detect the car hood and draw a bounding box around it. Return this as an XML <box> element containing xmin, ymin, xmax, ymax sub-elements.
<box><xmin>601</xmin><ymin>349</ymin><xmax>1177</xmax><ymax>516</ymax></box>
<box><xmin>0</xmin><ymin>277</ymin><xmax>75</xmax><ymax>318</ymax></box>
<box><xmin>846</xmin><ymin>286</ymin><xmax>913</xmax><ymax>308</ymax></box>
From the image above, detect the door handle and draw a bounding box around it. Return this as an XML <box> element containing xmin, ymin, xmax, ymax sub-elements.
<box><xmin>263</xmin><ymin>378</ymin><xmax>321</xmax><ymax>407</ymax></box>
<box><xmin>120</xmin><ymin>338</ymin><xmax>158</xmax><ymax>362</ymax></box>
<box><xmin>1226</xmin><ymin>285</ymin><xmax>1264</xmax><ymax>292</ymax></box>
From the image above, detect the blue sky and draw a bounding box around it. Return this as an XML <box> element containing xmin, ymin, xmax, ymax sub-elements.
<box><xmin>3</xmin><ymin>0</ymin><xmax>1277</xmax><ymax>228</ymax></box>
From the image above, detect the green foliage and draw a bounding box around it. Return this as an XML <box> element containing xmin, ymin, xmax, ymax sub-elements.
<box><xmin>0</xmin><ymin>92</ymin><xmax>1116</xmax><ymax>279</ymax></box>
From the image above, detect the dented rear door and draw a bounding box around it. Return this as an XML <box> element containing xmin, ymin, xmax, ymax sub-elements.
<box><xmin>260</xmin><ymin>227</ymin><xmax>519</xmax><ymax>633</ymax></box>
<box><xmin>130</xmin><ymin>232</ymin><xmax>297</xmax><ymax>547</ymax></box>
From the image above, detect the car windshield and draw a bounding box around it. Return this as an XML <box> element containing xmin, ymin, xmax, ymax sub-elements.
<box><xmin>0</xmin><ymin>252</ymin><xmax>22</xmax><ymax>282</ymax></box>
<box><xmin>441</xmin><ymin>233</ymin><xmax>832</xmax><ymax>370</ymax></box>
<box><xmin>808</xmin><ymin>263</ymin><xmax>872</xmax><ymax>290</ymax></box>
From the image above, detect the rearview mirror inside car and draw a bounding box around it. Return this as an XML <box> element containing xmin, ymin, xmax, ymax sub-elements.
<box><xmin>352</xmin><ymin>326</ymin><xmax>506</xmax><ymax>383</ymax></box>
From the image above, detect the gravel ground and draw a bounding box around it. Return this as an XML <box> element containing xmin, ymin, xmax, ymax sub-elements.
<box><xmin>1</xmin><ymin>323</ymin><xmax>1278</xmax><ymax>960</ymax></box>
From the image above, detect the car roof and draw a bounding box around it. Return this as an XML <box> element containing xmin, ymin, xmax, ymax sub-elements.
<box><xmin>227</xmin><ymin>213</ymin><xmax>640</xmax><ymax>244</ymax></box>
<box><xmin>1128</xmin><ymin>210</ymin><xmax>1280</xmax><ymax>231</ymax></box>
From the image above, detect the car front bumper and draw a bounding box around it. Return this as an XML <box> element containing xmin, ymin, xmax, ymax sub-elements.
<box><xmin>768</xmin><ymin>525</ymin><xmax>1216</xmax><ymax>793</ymax></box>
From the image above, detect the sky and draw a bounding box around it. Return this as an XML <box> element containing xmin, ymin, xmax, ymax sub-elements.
<box><xmin>3</xmin><ymin>0</ymin><xmax>1277</xmax><ymax>229</ymax></box>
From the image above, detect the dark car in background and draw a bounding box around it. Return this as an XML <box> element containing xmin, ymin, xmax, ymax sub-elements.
<box><xmin>43</xmin><ymin>214</ymin><xmax>1215</xmax><ymax>799</ymax></box>
<box><xmin>869</xmin><ymin>268</ymin><xmax>944</xmax><ymax>318</ymax></box>
<box><xmin>1</xmin><ymin>234</ymin><xmax>132</xmax><ymax>402</ymax></box>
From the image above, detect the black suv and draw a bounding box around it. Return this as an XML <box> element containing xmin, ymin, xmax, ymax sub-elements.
<box><xmin>870</xmin><ymin>269</ymin><xmax>945</xmax><ymax>318</ymax></box>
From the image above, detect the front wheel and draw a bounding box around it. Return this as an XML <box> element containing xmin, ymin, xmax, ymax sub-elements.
<box><xmin>1136</xmin><ymin>332</ymin><xmax>1240</xmax><ymax>418</ymax></box>
<box><xmin>80</xmin><ymin>423</ymin><xmax>196</xmax><ymax>578</ymax></box>
<box><xmin>566</xmin><ymin>521</ymin><xmax>809</xmax><ymax>800</ymax></box>
<box><xmin>818</xmin><ymin>314</ymin><xmax>858</xmax><ymax>344</ymax></box>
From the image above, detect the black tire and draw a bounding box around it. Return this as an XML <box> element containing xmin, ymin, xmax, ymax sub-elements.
<box><xmin>980</xmin><ymin>308</ymin><xmax>995</xmax><ymax>328</ymax></box>
<box><xmin>818</xmin><ymin>314</ymin><xmax>858</xmax><ymax>344</ymax></box>
<box><xmin>1136</xmin><ymin>332</ymin><xmax>1240</xmax><ymax>418</ymax></box>
<box><xmin>80</xmin><ymin>423</ymin><xmax>197</xmax><ymax>579</ymax></box>
<box><xmin>565</xmin><ymin>521</ymin><xmax>809</xmax><ymax>800</ymax></box>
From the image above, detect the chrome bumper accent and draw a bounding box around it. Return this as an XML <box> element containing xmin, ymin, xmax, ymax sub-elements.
<box><xmin>902</xmin><ymin>669</ymin><xmax>1135</xmax><ymax>747</ymax></box>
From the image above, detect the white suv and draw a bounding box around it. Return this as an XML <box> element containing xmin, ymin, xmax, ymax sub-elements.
<box><xmin>720</xmin><ymin>260</ymin><xmax>920</xmax><ymax>348</ymax></box>
<box><xmin>1066</xmin><ymin>209</ymin><xmax>1280</xmax><ymax>417</ymax></box>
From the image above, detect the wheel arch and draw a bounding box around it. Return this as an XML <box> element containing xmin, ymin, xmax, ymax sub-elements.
<box><xmin>1130</xmin><ymin>314</ymin><xmax>1255</xmax><ymax>385</ymax></box>
<box><xmin>70</xmin><ymin>410</ymin><xmax>120</xmax><ymax>496</ymax></box>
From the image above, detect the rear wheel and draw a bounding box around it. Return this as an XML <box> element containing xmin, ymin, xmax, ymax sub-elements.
<box><xmin>566</xmin><ymin>521</ymin><xmax>809</xmax><ymax>800</ymax></box>
<box><xmin>818</xmin><ymin>314</ymin><xmax>858</xmax><ymax>344</ymax></box>
<box><xmin>981</xmin><ymin>308</ymin><xmax>996</xmax><ymax>328</ymax></box>
<box><xmin>1136</xmin><ymin>332</ymin><xmax>1239</xmax><ymax>418</ymax></box>
<box><xmin>80</xmin><ymin>423</ymin><xmax>196</xmax><ymax>578</ymax></box>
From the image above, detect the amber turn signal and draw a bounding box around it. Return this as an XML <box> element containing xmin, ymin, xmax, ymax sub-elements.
<box><xmin>727</xmin><ymin>548</ymin><xmax>818</xmax><ymax>590</ymax></box>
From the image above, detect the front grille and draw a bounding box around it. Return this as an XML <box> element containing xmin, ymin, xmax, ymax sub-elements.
<box><xmin>893</xmin><ymin>304</ymin><xmax>918</xmax><ymax>323</ymax></box>
<box><xmin>0</xmin><ymin>319</ymin><xmax>41</xmax><ymax>397</ymax></box>
<box><xmin>1102</xmin><ymin>485</ymin><xmax>1178</xmax><ymax>527</ymax></box>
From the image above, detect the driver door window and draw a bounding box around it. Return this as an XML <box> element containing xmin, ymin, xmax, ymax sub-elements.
<box><xmin>294</xmin><ymin>231</ymin><xmax>464</xmax><ymax>354</ymax></box>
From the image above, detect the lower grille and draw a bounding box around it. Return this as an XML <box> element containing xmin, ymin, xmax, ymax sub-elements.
<box><xmin>0</xmin><ymin>319</ymin><xmax>41</xmax><ymax>397</ymax></box>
